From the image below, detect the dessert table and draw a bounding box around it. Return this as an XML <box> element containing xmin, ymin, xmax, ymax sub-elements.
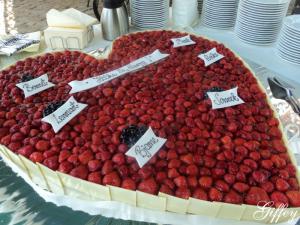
<box><xmin>0</xmin><ymin>24</ymin><xmax>299</xmax><ymax>225</ymax></box>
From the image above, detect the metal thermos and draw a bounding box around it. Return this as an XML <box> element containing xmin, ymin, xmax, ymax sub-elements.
<box><xmin>93</xmin><ymin>0</ymin><xmax>129</xmax><ymax>41</ymax></box>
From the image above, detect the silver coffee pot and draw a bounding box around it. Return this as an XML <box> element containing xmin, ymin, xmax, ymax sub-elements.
<box><xmin>93</xmin><ymin>0</ymin><xmax>129</xmax><ymax>41</ymax></box>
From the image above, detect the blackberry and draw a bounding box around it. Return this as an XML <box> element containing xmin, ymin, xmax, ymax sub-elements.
<box><xmin>204</xmin><ymin>87</ymin><xmax>225</xmax><ymax>99</ymax></box>
<box><xmin>20</xmin><ymin>74</ymin><xmax>34</xmax><ymax>82</ymax></box>
<box><xmin>120</xmin><ymin>125</ymin><xmax>148</xmax><ymax>148</ymax></box>
<box><xmin>43</xmin><ymin>101</ymin><xmax>66</xmax><ymax>117</ymax></box>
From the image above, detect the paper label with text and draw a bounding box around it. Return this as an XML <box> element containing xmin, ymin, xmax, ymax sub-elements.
<box><xmin>198</xmin><ymin>48</ymin><xmax>224</xmax><ymax>66</ymax></box>
<box><xmin>41</xmin><ymin>96</ymin><xmax>87</xmax><ymax>133</ymax></box>
<box><xmin>171</xmin><ymin>35</ymin><xmax>196</xmax><ymax>48</ymax></box>
<box><xmin>16</xmin><ymin>74</ymin><xmax>55</xmax><ymax>98</ymax></box>
<box><xmin>69</xmin><ymin>50</ymin><xmax>169</xmax><ymax>94</ymax></box>
<box><xmin>207</xmin><ymin>87</ymin><xmax>245</xmax><ymax>109</ymax></box>
<box><xmin>126</xmin><ymin>127</ymin><xmax>167</xmax><ymax>168</ymax></box>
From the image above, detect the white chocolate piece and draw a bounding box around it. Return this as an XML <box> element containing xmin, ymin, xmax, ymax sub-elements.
<box><xmin>5</xmin><ymin>149</ymin><xmax>27</xmax><ymax>173</ymax></box>
<box><xmin>58</xmin><ymin>172</ymin><xmax>110</xmax><ymax>201</ymax></box>
<box><xmin>137</xmin><ymin>191</ymin><xmax>166</xmax><ymax>211</ymax></box>
<box><xmin>159</xmin><ymin>192</ymin><xmax>188</xmax><ymax>214</ymax></box>
<box><xmin>217</xmin><ymin>202</ymin><xmax>246</xmax><ymax>220</ymax></box>
<box><xmin>109</xmin><ymin>185</ymin><xmax>136</xmax><ymax>206</ymax></box>
<box><xmin>37</xmin><ymin>163</ymin><xmax>64</xmax><ymax>194</ymax></box>
<box><xmin>19</xmin><ymin>155</ymin><xmax>49</xmax><ymax>190</ymax></box>
<box><xmin>188</xmin><ymin>198</ymin><xmax>220</xmax><ymax>217</ymax></box>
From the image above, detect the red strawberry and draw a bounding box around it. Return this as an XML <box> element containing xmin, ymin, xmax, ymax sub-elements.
<box><xmin>78</xmin><ymin>150</ymin><xmax>94</xmax><ymax>165</ymax></box>
<box><xmin>270</xmin><ymin>191</ymin><xmax>289</xmax><ymax>207</ymax></box>
<box><xmin>276</xmin><ymin>178</ymin><xmax>290</xmax><ymax>192</ymax></box>
<box><xmin>174</xmin><ymin>176</ymin><xmax>188</xmax><ymax>188</ymax></box>
<box><xmin>103</xmin><ymin>171</ymin><xmax>121</xmax><ymax>187</ymax></box>
<box><xmin>159</xmin><ymin>184</ymin><xmax>174</xmax><ymax>195</ymax></box>
<box><xmin>18</xmin><ymin>145</ymin><xmax>33</xmax><ymax>157</ymax></box>
<box><xmin>87</xmin><ymin>160</ymin><xmax>101</xmax><ymax>172</ymax></box>
<box><xmin>209</xmin><ymin>188</ymin><xmax>223</xmax><ymax>201</ymax></box>
<box><xmin>286</xmin><ymin>191</ymin><xmax>300</xmax><ymax>207</ymax></box>
<box><xmin>199</xmin><ymin>176</ymin><xmax>213</xmax><ymax>189</ymax></box>
<box><xmin>245</xmin><ymin>187</ymin><xmax>270</xmax><ymax>205</ymax></box>
<box><xmin>35</xmin><ymin>140</ymin><xmax>50</xmax><ymax>151</ymax></box>
<box><xmin>58</xmin><ymin>161</ymin><xmax>73</xmax><ymax>173</ymax></box>
<box><xmin>138</xmin><ymin>178</ymin><xmax>158</xmax><ymax>195</ymax></box>
<box><xmin>192</xmin><ymin>188</ymin><xmax>208</xmax><ymax>200</ymax></box>
<box><xmin>88</xmin><ymin>172</ymin><xmax>102</xmax><ymax>184</ymax></box>
<box><xmin>121</xmin><ymin>178</ymin><xmax>136</xmax><ymax>190</ymax></box>
<box><xmin>175</xmin><ymin>187</ymin><xmax>191</xmax><ymax>199</ymax></box>
<box><xmin>224</xmin><ymin>190</ymin><xmax>243</xmax><ymax>204</ymax></box>
<box><xmin>29</xmin><ymin>152</ymin><xmax>44</xmax><ymax>163</ymax></box>
<box><xmin>70</xmin><ymin>165</ymin><xmax>88</xmax><ymax>180</ymax></box>
<box><xmin>233</xmin><ymin>182</ymin><xmax>249</xmax><ymax>193</ymax></box>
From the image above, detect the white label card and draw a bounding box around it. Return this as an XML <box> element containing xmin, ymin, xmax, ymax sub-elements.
<box><xmin>198</xmin><ymin>47</ymin><xmax>224</xmax><ymax>66</ymax></box>
<box><xmin>125</xmin><ymin>127</ymin><xmax>167</xmax><ymax>168</ymax></box>
<box><xmin>207</xmin><ymin>87</ymin><xmax>245</xmax><ymax>109</ymax></box>
<box><xmin>16</xmin><ymin>74</ymin><xmax>55</xmax><ymax>98</ymax></box>
<box><xmin>68</xmin><ymin>50</ymin><xmax>169</xmax><ymax>94</ymax></box>
<box><xmin>171</xmin><ymin>35</ymin><xmax>196</xmax><ymax>48</ymax></box>
<box><xmin>41</xmin><ymin>96</ymin><xmax>87</xmax><ymax>133</ymax></box>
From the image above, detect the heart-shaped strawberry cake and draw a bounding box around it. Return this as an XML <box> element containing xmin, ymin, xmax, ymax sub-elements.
<box><xmin>0</xmin><ymin>30</ymin><xmax>299</xmax><ymax>223</ymax></box>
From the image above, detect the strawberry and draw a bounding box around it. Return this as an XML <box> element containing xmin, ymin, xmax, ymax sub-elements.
<box><xmin>286</xmin><ymin>191</ymin><xmax>300</xmax><ymax>207</ymax></box>
<box><xmin>29</xmin><ymin>152</ymin><xmax>44</xmax><ymax>163</ymax></box>
<box><xmin>233</xmin><ymin>182</ymin><xmax>249</xmax><ymax>193</ymax></box>
<box><xmin>159</xmin><ymin>184</ymin><xmax>174</xmax><ymax>195</ymax></box>
<box><xmin>78</xmin><ymin>150</ymin><xmax>94</xmax><ymax>165</ymax></box>
<box><xmin>138</xmin><ymin>178</ymin><xmax>158</xmax><ymax>195</ymax></box>
<box><xmin>18</xmin><ymin>145</ymin><xmax>33</xmax><ymax>157</ymax></box>
<box><xmin>224</xmin><ymin>190</ymin><xmax>243</xmax><ymax>204</ymax></box>
<box><xmin>70</xmin><ymin>165</ymin><xmax>88</xmax><ymax>180</ymax></box>
<box><xmin>103</xmin><ymin>171</ymin><xmax>121</xmax><ymax>187</ymax></box>
<box><xmin>174</xmin><ymin>176</ymin><xmax>188</xmax><ymax>188</ymax></box>
<box><xmin>118</xmin><ymin>174</ymin><xmax>135</xmax><ymax>189</ymax></box>
<box><xmin>175</xmin><ymin>187</ymin><xmax>191</xmax><ymax>199</ymax></box>
<box><xmin>199</xmin><ymin>176</ymin><xmax>213</xmax><ymax>189</ymax></box>
<box><xmin>35</xmin><ymin>140</ymin><xmax>50</xmax><ymax>151</ymax></box>
<box><xmin>245</xmin><ymin>187</ymin><xmax>270</xmax><ymax>205</ymax></box>
<box><xmin>88</xmin><ymin>172</ymin><xmax>102</xmax><ymax>184</ymax></box>
<box><xmin>275</xmin><ymin>178</ymin><xmax>290</xmax><ymax>192</ymax></box>
<box><xmin>87</xmin><ymin>160</ymin><xmax>101</xmax><ymax>172</ymax></box>
<box><xmin>271</xmin><ymin>191</ymin><xmax>289</xmax><ymax>207</ymax></box>
<box><xmin>58</xmin><ymin>161</ymin><xmax>73</xmax><ymax>173</ymax></box>
<box><xmin>209</xmin><ymin>188</ymin><xmax>223</xmax><ymax>201</ymax></box>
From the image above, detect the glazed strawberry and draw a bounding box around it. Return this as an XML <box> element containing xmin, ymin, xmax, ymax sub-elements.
<box><xmin>175</xmin><ymin>187</ymin><xmax>191</xmax><ymax>199</ymax></box>
<box><xmin>18</xmin><ymin>145</ymin><xmax>33</xmax><ymax>157</ymax></box>
<box><xmin>58</xmin><ymin>161</ymin><xmax>73</xmax><ymax>173</ymax></box>
<box><xmin>122</xmin><ymin>178</ymin><xmax>136</xmax><ymax>190</ymax></box>
<box><xmin>270</xmin><ymin>191</ymin><xmax>289</xmax><ymax>207</ymax></box>
<box><xmin>78</xmin><ymin>150</ymin><xmax>93</xmax><ymax>165</ymax></box>
<box><xmin>233</xmin><ymin>182</ymin><xmax>249</xmax><ymax>193</ymax></box>
<box><xmin>199</xmin><ymin>176</ymin><xmax>213</xmax><ymax>189</ymax></box>
<box><xmin>174</xmin><ymin>176</ymin><xmax>188</xmax><ymax>188</ymax></box>
<box><xmin>35</xmin><ymin>140</ymin><xmax>50</xmax><ymax>151</ymax></box>
<box><xmin>29</xmin><ymin>152</ymin><xmax>44</xmax><ymax>163</ymax></box>
<box><xmin>159</xmin><ymin>184</ymin><xmax>174</xmax><ymax>195</ymax></box>
<box><xmin>209</xmin><ymin>188</ymin><xmax>223</xmax><ymax>202</ymax></box>
<box><xmin>276</xmin><ymin>178</ymin><xmax>290</xmax><ymax>192</ymax></box>
<box><xmin>138</xmin><ymin>178</ymin><xmax>158</xmax><ymax>195</ymax></box>
<box><xmin>245</xmin><ymin>187</ymin><xmax>270</xmax><ymax>205</ymax></box>
<box><xmin>103</xmin><ymin>171</ymin><xmax>121</xmax><ymax>187</ymax></box>
<box><xmin>88</xmin><ymin>172</ymin><xmax>102</xmax><ymax>184</ymax></box>
<box><xmin>286</xmin><ymin>191</ymin><xmax>300</xmax><ymax>207</ymax></box>
<box><xmin>87</xmin><ymin>160</ymin><xmax>101</xmax><ymax>172</ymax></box>
<box><xmin>224</xmin><ymin>190</ymin><xmax>243</xmax><ymax>204</ymax></box>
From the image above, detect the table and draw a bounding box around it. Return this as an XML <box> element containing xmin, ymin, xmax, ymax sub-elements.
<box><xmin>0</xmin><ymin>25</ymin><xmax>299</xmax><ymax>225</ymax></box>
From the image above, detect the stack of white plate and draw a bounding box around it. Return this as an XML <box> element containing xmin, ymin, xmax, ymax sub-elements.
<box><xmin>276</xmin><ymin>15</ymin><xmax>300</xmax><ymax>65</ymax></box>
<box><xmin>234</xmin><ymin>0</ymin><xmax>290</xmax><ymax>45</ymax></box>
<box><xmin>201</xmin><ymin>0</ymin><xmax>239</xmax><ymax>29</ymax></box>
<box><xmin>198</xmin><ymin>0</ymin><xmax>203</xmax><ymax>14</ymax></box>
<box><xmin>130</xmin><ymin>0</ymin><xmax>169</xmax><ymax>29</ymax></box>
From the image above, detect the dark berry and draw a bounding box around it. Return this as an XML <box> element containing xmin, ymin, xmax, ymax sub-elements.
<box><xmin>43</xmin><ymin>101</ymin><xmax>66</xmax><ymax>117</ymax></box>
<box><xmin>120</xmin><ymin>125</ymin><xmax>148</xmax><ymax>147</ymax></box>
<box><xmin>204</xmin><ymin>87</ymin><xmax>225</xmax><ymax>99</ymax></box>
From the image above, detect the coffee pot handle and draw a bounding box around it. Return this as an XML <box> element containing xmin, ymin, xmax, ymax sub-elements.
<box><xmin>93</xmin><ymin>0</ymin><xmax>101</xmax><ymax>21</ymax></box>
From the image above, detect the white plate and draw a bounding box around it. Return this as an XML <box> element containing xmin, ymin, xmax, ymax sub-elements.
<box><xmin>238</xmin><ymin>7</ymin><xmax>287</xmax><ymax>16</ymax></box>
<box><xmin>284</xmin><ymin>15</ymin><xmax>300</xmax><ymax>32</ymax></box>
<box><xmin>279</xmin><ymin>32</ymin><xmax>300</xmax><ymax>44</ymax></box>
<box><xmin>236</xmin><ymin>19</ymin><xmax>282</xmax><ymax>28</ymax></box>
<box><xmin>202</xmin><ymin>18</ymin><xmax>235</xmax><ymax>25</ymax></box>
<box><xmin>242</xmin><ymin>0</ymin><xmax>289</xmax><ymax>6</ymax></box>
<box><xmin>236</xmin><ymin>34</ymin><xmax>277</xmax><ymax>45</ymax></box>
<box><xmin>240</xmin><ymin>1</ymin><xmax>288</xmax><ymax>10</ymax></box>
<box><xmin>236</xmin><ymin>21</ymin><xmax>282</xmax><ymax>32</ymax></box>
<box><xmin>276</xmin><ymin>50</ymin><xmax>300</xmax><ymax>64</ymax></box>
<box><xmin>277</xmin><ymin>43</ymin><xmax>300</xmax><ymax>56</ymax></box>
